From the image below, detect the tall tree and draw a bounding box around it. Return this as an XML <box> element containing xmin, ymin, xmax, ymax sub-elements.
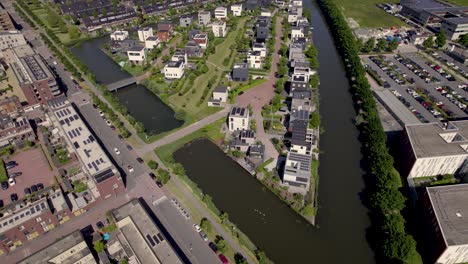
<box><xmin>460</xmin><ymin>33</ymin><xmax>468</xmax><ymax>47</ymax></box>
<box><xmin>376</xmin><ymin>38</ymin><xmax>387</xmax><ymax>51</ymax></box>
<box><xmin>423</xmin><ymin>36</ymin><xmax>434</xmax><ymax>49</ymax></box>
<box><xmin>436</xmin><ymin>30</ymin><xmax>446</xmax><ymax>47</ymax></box>
<box><xmin>387</xmin><ymin>38</ymin><xmax>399</xmax><ymax>51</ymax></box>
<box><xmin>363</xmin><ymin>37</ymin><xmax>375</xmax><ymax>53</ymax></box>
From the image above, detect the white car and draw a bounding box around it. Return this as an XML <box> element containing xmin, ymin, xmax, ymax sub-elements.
<box><xmin>99</xmin><ymin>111</ymin><xmax>104</xmax><ymax>117</ymax></box>
<box><xmin>106</xmin><ymin>120</ymin><xmax>112</xmax><ymax>126</ymax></box>
<box><xmin>8</xmin><ymin>177</ymin><xmax>15</xmax><ymax>186</ymax></box>
<box><xmin>127</xmin><ymin>165</ymin><xmax>134</xmax><ymax>173</ymax></box>
<box><xmin>114</xmin><ymin>148</ymin><xmax>120</xmax><ymax>155</ymax></box>
<box><xmin>193</xmin><ymin>224</ymin><xmax>201</xmax><ymax>232</ymax></box>
<box><xmin>53</xmin><ymin>61</ymin><xmax>58</xmax><ymax>65</ymax></box>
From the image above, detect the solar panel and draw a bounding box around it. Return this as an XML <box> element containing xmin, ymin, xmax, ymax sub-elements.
<box><xmin>157</xmin><ymin>233</ymin><xmax>164</xmax><ymax>241</ymax></box>
<box><xmin>153</xmin><ymin>235</ymin><xmax>160</xmax><ymax>244</ymax></box>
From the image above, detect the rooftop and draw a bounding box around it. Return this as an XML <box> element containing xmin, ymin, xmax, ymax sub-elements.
<box><xmin>166</xmin><ymin>60</ymin><xmax>183</xmax><ymax>68</ymax></box>
<box><xmin>234</xmin><ymin>63</ymin><xmax>248</xmax><ymax>69</ymax></box>
<box><xmin>406</xmin><ymin>121</ymin><xmax>468</xmax><ymax>158</ymax></box>
<box><xmin>214</xmin><ymin>86</ymin><xmax>228</xmax><ymax>93</ymax></box>
<box><xmin>240</xmin><ymin>129</ymin><xmax>255</xmax><ymax>138</ymax></box>
<box><xmin>230</xmin><ymin>106</ymin><xmax>249</xmax><ymax>118</ymax></box>
<box><xmin>128</xmin><ymin>45</ymin><xmax>145</xmax><ymax>52</ymax></box>
<box><xmin>427</xmin><ymin>184</ymin><xmax>468</xmax><ymax>246</ymax></box>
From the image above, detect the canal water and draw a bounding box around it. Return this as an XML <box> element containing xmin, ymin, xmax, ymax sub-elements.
<box><xmin>173</xmin><ymin>1</ymin><xmax>375</xmax><ymax>263</ymax></box>
<box><xmin>71</xmin><ymin>37</ymin><xmax>182</xmax><ymax>135</ymax></box>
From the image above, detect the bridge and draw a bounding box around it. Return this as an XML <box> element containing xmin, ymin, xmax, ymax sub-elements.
<box><xmin>106</xmin><ymin>77</ymin><xmax>137</xmax><ymax>91</ymax></box>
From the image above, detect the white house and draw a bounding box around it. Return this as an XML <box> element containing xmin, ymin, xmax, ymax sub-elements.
<box><xmin>171</xmin><ymin>50</ymin><xmax>188</xmax><ymax>66</ymax></box>
<box><xmin>164</xmin><ymin>60</ymin><xmax>185</xmax><ymax>79</ymax></box>
<box><xmin>252</xmin><ymin>42</ymin><xmax>267</xmax><ymax>57</ymax></box>
<box><xmin>231</xmin><ymin>4</ymin><xmax>242</xmax><ymax>17</ymax></box>
<box><xmin>198</xmin><ymin>11</ymin><xmax>211</xmax><ymax>26</ymax></box>
<box><xmin>288</xmin><ymin>11</ymin><xmax>298</xmax><ymax>23</ymax></box>
<box><xmin>144</xmin><ymin>36</ymin><xmax>159</xmax><ymax>49</ymax></box>
<box><xmin>212</xmin><ymin>21</ymin><xmax>227</xmax><ymax>37</ymax></box>
<box><xmin>260</xmin><ymin>9</ymin><xmax>272</xmax><ymax>17</ymax></box>
<box><xmin>110</xmin><ymin>30</ymin><xmax>129</xmax><ymax>41</ymax></box>
<box><xmin>291</xmin><ymin>26</ymin><xmax>304</xmax><ymax>39</ymax></box>
<box><xmin>282</xmin><ymin>152</ymin><xmax>311</xmax><ymax>193</ymax></box>
<box><xmin>208</xmin><ymin>86</ymin><xmax>229</xmax><ymax>107</ymax></box>
<box><xmin>215</xmin><ymin>7</ymin><xmax>228</xmax><ymax>20</ymax></box>
<box><xmin>127</xmin><ymin>45</ymin><xmax>146</xmax><ymax>65</ymax></box>
<box><xmin>247</xmin><ymin>51</ymin><xmax>262</xmax><ymax>69</ymax></box>
<box><xmin>229</xmin><ymin>106</ymin><xmax>250</xmax><ymax>132</ymax></box>
<box><xmin>138</xmin><ymin>27</ymin><xmax>153</xmax><ymax>42</ymax></box>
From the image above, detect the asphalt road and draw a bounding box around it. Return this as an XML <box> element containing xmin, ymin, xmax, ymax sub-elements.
<box><xmin>153</xmin><ymin>197</ymin><xmax>220</xmax><ymax>264</ymax></box>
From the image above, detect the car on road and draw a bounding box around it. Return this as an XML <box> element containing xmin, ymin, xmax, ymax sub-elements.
<box><xmin>99</xmin><ymin>111</ymin><xmax>105</xmax><ymax>117</ymax></box>
<box><xmin>209</xmin><ymin>242</ymin><xmax>218</xmax><ymax>253</ymax></box>
<box><xmin>114</xmin><ymin>148</ymin><xmax>120</xmax><ymax>155</ymax></box>
<box><xmin>8</xmin><ymin>178</ymin><xmax>15</xmax><ymax>186</ymax></box>
<box><xmin>136</xmin><ymin>157</ymin><xmax>144</xmax><ymax>164</ymax></box>
<box><xmin>1</xmin><ymin>181</ymin><xmax>8</xmax><ymax>190</ymax></box>
<box><xmin>36</xmin><ymin>183</ymin><xmax>44</xmax><ymax>190</ymax></box>
<box><xmin>126</xmin><ymin>145</ymin><xmax>132</xmax><ymax>151</ymax></box>
<box><xmin>24</xmin><ymin>187</ymin><xmax>31</xmax><ymax>195</ymax></box>
<box><xmin>31</xmin><ymin>185</ymin><xmax>38</xmax><ymax>193</ymax></box>
<box><xmin>193</xmin><ymin>224</ymin><xmax>201</xmax><ymax>232</ymax></box>
<box><xmin>10</xmin><ymin>193</ymin><xmax>18</xmax><ymax>202</ymax></box>
<box><xmin>127</xmin><ymin>165</ymin><xmax>134</xmax><ymax>173</ymax></box>
<box><xmin>156</xmin><ymin>181</ymin><xmax>163</xmax><ymax>188</ymax></box>
<box><xmin>199</xmin><ymin>230</ymin><xmax>208</xmax><ymax>242</ymax></box>
<box><xmin>149</xmin><ymin>172</ymin><xmax>156</xmax><ymax>179</ymax></box>
<box><xmin>10</xmin><ymin>172</ymin><xmax>22</xmax><ymax>178</ymax></box>
<box><xmin>218</xmin><ymin>254</ymin><xmax>229</xmax><ymax>264</ymax></box>
<box><xmin>53</xmin><ymin>61</ymin><xmax>58</xmax><ymax>65</ymax></box>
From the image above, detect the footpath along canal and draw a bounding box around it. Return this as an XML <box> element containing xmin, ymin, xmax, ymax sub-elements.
<box><xmin>173</xmin><ymin>1</ymin><xmax>375</xmax><ymax>263</ymax></box>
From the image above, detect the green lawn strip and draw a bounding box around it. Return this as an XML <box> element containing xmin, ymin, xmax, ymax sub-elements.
<box><xmin>208</xmin><ymin>18</ymin><xmax>247</xmax><ymax>67</ymax></box>
<box><xmin>0</xmin><ymin>161</ymin><xmax>6</xmax><ymax>182</ymax></box>
<box><xmin>334</xmin><ymin>0</ymin><xmax>405</xmax><ymax>28</ymax></box>
<box><xmin>444</xmin><ymin>0</ymin><xmax>468</xmax><ymax>6</ymax></box>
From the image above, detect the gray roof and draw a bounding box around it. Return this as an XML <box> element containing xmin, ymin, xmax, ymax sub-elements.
<box><xmin>427</xmin><ymin>184</ymin><xmax>468</xmax><ymax>246</ymax></box>
<box><xmin>406</xmin><ymin>121</ymin><xmax>468</xmax><ymax>158</ymax></box>
<box><xmin>230</xmin><ymin>106</ymin><xmax>249</xmax><ymax>118</ymax></box>
<box><xmin>291</xmin><ymin>109</ymin><xmax>310</xmax><ymax>121</ymax></box>
<box><xmin>128</xmin><ymin>44</ymin><xmax>145</xmax><ymax>52</ymax></box>
<box><xmin>240</xmin><ymin>129</ymin><xmax>255</xmax><ymax>139</ymax></box>
<box><xmin>214</xmin><ymin>86</ymin><xmax>228</xmax><ymax>93</ymax></box>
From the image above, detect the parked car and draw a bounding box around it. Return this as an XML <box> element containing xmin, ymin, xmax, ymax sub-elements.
<box><xmin>218</xmin><ymin>254</ymin><xmax>229</xmax><ymax>264</ymax></box>
<box><xmin>118</xmin><ymin>134</ymin><xmax>124</xmax><ymax>140</ymax></box>
<box><xmin>99</xmin><ymin>111</ymin><xmax>105</xmax><ymax>117</ymax></box>
<box><xmin>127</xmin><ymin>165</ymin><xmax>134</xmax><ymax>173</ymax></box>
<box><xmin>199</xmin><ymin>230</ymin><xmax>208</xmax><ymax>242</ymax></box>
<box><xmin>96</xmin><ymin>221</ymin><xmax>104</xmax><ymax>229</ymax></box>
<box><xmin>136</xmin><ymin>157</ymin><xmax>144</xmax><ymax>164</ymax></box>
<box><xmin>209</xmin><ymin>242</ymin><xmax>218</xmax><ymax>253</ymax></box>
<box><xmin>114</xmin><ymin>148</ymin><xmax>120</xmax><ymax>155</ymax></box>
<box><xmin>10</xmin><ymin>172</ymin><xmax>22</xmax><ymax>178</ymax></box>
<box><xmin>24</xmin><ymin>187</ymin><xmax>31</xmax><ymax>195</ymax></box>
<box><xmin>10</xmin><ymin>193</ymin><xmax>18</xmax><ymax>202</ymax></box>
<box><xmin>36</xmin><ymin>183</ymin><xmax>44</xmax><ymax>190</ymax></box>
<box><xmin>1</xmin><ymin>181</ymin><xmax>8</xmax><ymax>190</ymax></box>
<box><xmin>126</xmin><ymin>145</ymin><xmax>132</xmax><ymax>151</ymax></box>
<box><xmin>149</xmin><ymin>172</ymin><xmax>156</xmax><ymax>179</ymax></box>
<box><xmin>31</xmin><ymin>185</ymin><xmax>38</xmax><ymax>192</ymax></box>
<box><xmin>0</xmin><ymin>200</ymin><xmax>3</xmax><ymax>208</ymax></box>
<box><xmin>5</xmin><ymin>162</ymin><xmax>17</xmax><ymax>170</ymax></box>
<box><xmin>8</xmin><ymin>178</ymin><xmax>15</xmax><ymax>186</ymax></box>
<box><xmin>156</xmin><ymin>181</ymin><xmax>163</xmax><ymax>188</ymax></box>
<box><xmin>193</xmin><ymin>224</ymin><xmax>201</xmax><ymax>232</ymax></box>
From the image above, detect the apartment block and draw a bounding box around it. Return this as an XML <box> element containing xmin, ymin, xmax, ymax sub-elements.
<box><xmin>0</xmin><ymin>31</ymin><xmax>26</xmax><ymax>50</ymax></box>
<box><xmin>0</xmin><ymin>10</ymin><xmax>15</xmax><ymax>31</ymax></box>
<box><xmin>110</xmin><ymin>30</ymin><xmax>129</xmax><ymax>41</ymax></box>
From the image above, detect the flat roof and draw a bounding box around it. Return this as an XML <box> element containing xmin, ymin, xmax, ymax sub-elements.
<box><xmin>128</xmin><ymin>45</ymin><xmax>145</xmax><ymax>52</ymax></box>
<box><xmin>0</xmin><ymin>198</ymin><xmax>49</xmax><ymax>234</ymax></box>
<box><xmin>406</xmin><ymin>121</ymin><xmax>468</xmax><ymax>158</ymax></box>
<box><xmin>112</xmin><ymin>199</ymin><xmax>183</xmax><ymax>264</ymax></box>
<box><xmin>214</xmin><ymin>86</ymin><xmax>228</xmax><ymax>93</ymax></box>
<box><xmin>230</xmin><ymin>106</ymin><xmax>249</xmax><ymax>118</ymax></box>
<box><xmin>427</xmin><ymin>184</ymin><xmax>468</xmax><ymax>246</ymax></box>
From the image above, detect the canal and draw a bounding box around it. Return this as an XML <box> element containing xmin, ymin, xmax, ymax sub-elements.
<box><xmin>173</xmin><ymin>1</ymin><xmax>375</xmax><ymax>263</ymax></box>
<box><xmin>71</xmin><ymin>37</ymin><xmax>182</xmax><ymax>135</ymax></box>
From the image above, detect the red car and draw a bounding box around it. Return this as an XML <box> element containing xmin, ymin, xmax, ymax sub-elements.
<box><xmin>218</xmin><ymin>254</ymin><xmax>229</xmax><ymax>264</ymax></box>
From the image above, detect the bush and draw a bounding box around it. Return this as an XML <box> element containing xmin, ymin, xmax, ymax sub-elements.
<box><xmin>147</xmin><ymin>160</ymin><xmax>159</xmax><ymax>170</ymax></box>
<box><xmin>93</xmin><ymin>240</ymin><xmax>105</xmax><ymax>253</ymax></box>
<box><xmin>157</xmin><ymin>168</ymin><xmax>171</xmax><ymax>184</ymax></box>
<box><xmin>173</xmin><ymin>163</ymin><xmax>186</xmax><ymax>176</ymax></box>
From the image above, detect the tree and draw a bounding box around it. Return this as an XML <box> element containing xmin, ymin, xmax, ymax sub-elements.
<box><xmin>234</xmin><ymin>253</ymin><xmax>248</xmax><ymax>264</ymax></box>
<box><xmin>147</xmin><ymin>160</ymin><xmax>158</xmax><ymax>170</ymax></box>
<box><xmin>157</xmin><ymin>168</ymin><xmax>170</xmax><ymax>184</ymax></box>
<box><xmin>215</xmin><ymin>236</ymin><xmax>227</xmax><ymax>253</ymax></box>
<box><xmin>369</xmin><ymin>187</ymin><xmax>406</xmax><ymax>213</ymax></box>
<box><xmin>309</xmin><ymin>74</ymin><xmax>319</xmax><ymax>88</ymax></box>
<box><xmin>382</xmin><ymin>233</ymin><xmax>418</xmax><ymax>263</ymax></box>
<box><xmin>362</xmin><ymin>37</ymin><xmax>375</xmax><ymax>53</ymax></box>
<box><xmin>376</xmin><ymin>38</ymin><xmax>387</xmax><ymax>51</ymax></box>
<box><xmin>220</xmin><ymin>212</ymin><xmax>229</xmax><ymax>223</ymax></box>
<box><xmin>459</xmin><ymin>33</ymin><xmax>468</xmax><ymax>47</ymax></box>
<box><xmin>68</xmin><ymin>26</ymin><xmax>81</xmax><ymax>40</ymax></box>
<box><xmin>47</xmin><ymin>12</ymin><xmax>60</xmax><ymax>28</ymax></box>
<box><xmin>436</xmin><ymin>30</ymin><xmax>446</xmax><ymax>48</ymax></box>
<box><xmin>93</xmin><ymin>240</ymin><xmax>105</xmax><ymax>253</ymax></box>
<box><xmin>255</xmin><ymin>250</ymin><xmax>268</xmax><ymax>264</ymax></box>
<box><xmin>387</xmin><ymin>38</ymin><xmax>399</xmax><ymax>51</ymax></box>
<box><xmin>173</xmin><ymin>163</ymin><xmax>186</xmax><ymax>176</ymax></box>
<box><xmin>200</xmin><ymin>218</ymin><xmax>212</xmax><ymax>232</ymax></box>
<box><xmin>134</xmin><ymin>122</ymin><xmax>145</xmax><ymax>133</ymax></box>
<box><xmin>423</xmin><ymin>36</ymin><xmax>434</xmax><ymax>49</ymax></box>
<box><xmin>309</xmin><ymin>111</ymin><xmax>320</xmax><ymax>128</ymax></box>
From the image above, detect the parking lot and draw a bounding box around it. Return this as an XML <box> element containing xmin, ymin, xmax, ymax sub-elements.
<box><xmin>0</xmin><ymin>148</ymin><xmax>54</xmax><ymax>207</ymax></box>
<box><xmin>364</xmin><ymin>52</ymin><xmax>468</xmax><ymax>125</ymax></box>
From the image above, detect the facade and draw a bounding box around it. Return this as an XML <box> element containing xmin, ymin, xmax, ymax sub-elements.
<box><xmin>291</xmin><ymin>26</ymin><xmax>304</xmax><ymax>39</ymax></box>
<box><xmin>193</xmin><ymin>33</ymin><xmax>209</xmax><ymax>49</ymax></box>
<box><xmin>144</xmin><ymin>36</ymin><xmax>159</xmax><ymax>50</ymax></box>
<box><xmin>4</xmin><ymin>45</ymin><xmax>60</xmax><ymax>106</ymax></box>
<box><xmin>446</xmin><ymin>47</ymin><xmax>468</xmax><ymax>65</ymax></box>
<box><xmin>127</xmin><ymin>45</ymin><xmax>146</xmax><ymax>65</ymax></box>
<box><xmin>424</xmin><ymin>184</ymin><xmax>468</xmax><ymax>264</ymax></box>
<box><xmin>208</xmin><ymin>86</ymin><xmax>228</xmax><ymax>107</ymax></box>
<box><xmin>0</xmin><ymin>113</ymin><xmax>34</xmax><ymax>147</ymax></box>
<box><xmin>0</xmin><ymin>31</ymin><xmax>26</xmax><ymax>50</ymax></box>
<box><xmin>164</xmin><ymin>60</ymin><xmax>185</xmax><ymax>79</ymax></box>
<box><xmin>232</xmin><ymin>63</ymin><xmax>249</xmax><ymax>82</ymax></box>
<box><xmin>229</xmin><ymin>106</ymin><xmax>250</xmax><ymax>132</ymax></box>
<box><xmin>215</xmin><ymin>7</ymin><xmax>228</xmax><ymax>20</ymax></box>
<box><xmin>180</xmin><ymin>16</ymin><xmax>193</xmax><ymax>27</ymax></box>
<box><xmin>282</xmin><ymin>152</ymin><xmax>311</xmax><ymax>192</ymax></box>
<box><xmin>252</xmin><ymin>42</ymin><xmax>267</xmax><ymax>57</ymax></box>
<box><xmin>212</xmin><ymin>21</ymin><xmax>227</xmax><ymax>37</ymax></box>
<box><xmin>231</xmin><ymin>4</ymin><xmax>243</xmax><ymax>16</ymax></box>
<box><xmin>185</xmin><ymin>41</ymin><xmax>203</xmax><ymax>58</ymax></box>
<box><xmin>48</xmin><ymin>97</ymin><xmax>124</xmax><ymax>199</ymax></box>
<box><xmin>137</xmin><ymin>27</ymin><xmax>154</xmax><ymax>42</ymax></box>
<box><xmin>441</xmin><ymin>18</ymin><xmax>468</xmax><ymax>40</ymax></box>
<box><xmin>403</xmin><ymin>121</ymin><xmax>468</xmax><ymax>179</ymax></box>
<box><xmin>0</xmin><ymin>10</ymin><xmax>15</xmax><ymax>31</ymax></box>
<box><xmin>110</xmin><ymin>30</ymin><xmax>129</xmax><ymax>41</ymax></box>
<box><xmin>247</xmin><ymin>51</ymin><xmax>263</xmax><ymax>69</ymax></box>
<box><xmin>408</xmin><ymin>31</ymin><xmax>431</xmax><ymax>45</ymax></box>
<box><xmin>288</xmin><ymin>11</ymin><xmax>298</xmax><ymax>23</ymax></box>
<box><xmin>261</xmin><ymin>9</ymin><xmax>272</xmax><ymax>17</ymax></box>
<box><xmin>198</xmin><ymin>11</ymin><xmax>211</xmax><ymax>26</ymax></box>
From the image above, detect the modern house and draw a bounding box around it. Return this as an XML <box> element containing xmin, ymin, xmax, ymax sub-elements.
<box><xmin>249</xmin><ymin>144</ymin><xmax>265</xmax><ymax>160</ymax></box>
<box><xmin>247</xmin><ymin>51</ymin><xmax>263</xmax><ymax>69</ymax></box>
<box><xmin>230</xmin><ymin>129</ymin><xmax>256</xmax><ymax>152</ymax></box>
<box><xmin>232</xmin><ymin>63</ymin><xmax>249</xmax><ymax>82</ymax></box>
<box><xmin>291</xmin><ymin>90</ymin><xmax>313</xmax><ymax>112</ymax></box>
<box><xmin>252</xmin><ymin>42</ymin><xmax>267</xmax><ymax>57</ymax></box>
<box><xmin>188</xmin><ymin>29</ymin><xmax>201</xmax><ymax>40</ymax></box>
<box><xmin>291</xmin><ymin>26</ymin><xmax>304</xmax><ymax>39</ymax></box>
<box><xmin>289</xmin><ymin>119</ymin><xmax>315</xmax><ymax>156</ymax></box>
<box><xmin>138</xmin><ymin>27</ymin><xmax>153</xmax><ymax>42</ymax></box>
<box><xmin>110</xmin><ymin>30</ymin><xmax>129</xmax><ymax>41</ymax></box>
<box><xmin>193</xmin><ymin>33</ymin><xmax>209</xmax><ymax>49</ymax></box>
<box><xmin>402</xmin><ymin>121</ymin><xmax>468</xmax><ymax>179</ymax></box>
<box><xmin>288</xmin><ymin>11</ymin><xmax>298</xmax><ymax>23</ymax></box>
<box><xmin>215</xmin><ymin>7</ymin><xmax>228</xmax><ymax>20</ymax></box>
<box><xmin>185</xmin><ymin>41</ymin><xmax>203</xmax><ymax>58</ymax></box>
<box><xmin>212</xmin><ymin>21</ymin><xmax>227</xmax><ymax>37</ymax></box>
<box><xmin>0</xmin><ymin>31</ymin><xmax>26</xmax><ymax>50</ymax></box>
<box><xmin>231</xmin><ymin>4</ymin><xmax>243</xmax><ymax>16</ymax></box>
<box><xmin>158</xmin><ymin>20</ymin><xmax>173</xmax><ymax>33</ymax></box>
<box><xmin>294</xmin><ymin>61</ymin><xmax>314</xmax><ymax>76</ymax></box>
<box><xmin>180</xmin><ymin>16</ymin><xmax>193</xmax><ymax>27</ymax></box>
<box><xmin>164</xmin><ymin>60</ymin><xmax>185</xmax><ymax>79</ymax></box>
<box><xmin>282</xmin><ymin>152</ymin><xmax>312</xmax><ymax>193</ymax></box>
<box><xmin>261</xmin><ymin>8</ymin><xmax>272</xmax><ymax>17</ymax></box>
<box><xmin>208</xmin><ymin>86</ymin><xmax>229</xmax><ymax>107</ymax></box>
<box><xmin>229</xmin><ymin>106</ymin><xmax>250</xmax><ymax>132</ymax></box>
<box><xmin>423</xmin><ymin>184</ymin><xmax>468</xmax><ymax>264</ymax></box>
<box><xmin>127</xmin><ymin>45</ymin><xmax>146</xmax><ymax>65</ymax></box>
<box><xmin>255</xmin><ymin>26</ymin><xmax>269</xmax><ymax>43</ymax></box>
<box><xmin>198</xmin><ymin>11</ymin><xmax>211</xmax><ymax>26</ymax></box>
<box><xmin>289</xmin><ymin>74</ymin><xmax>310</xmax><ymax>92</ymax></box>
<box><xmin>144</xmin><ymin>36</ymin><xmax>159</xmax><ymax>50</ymax></box>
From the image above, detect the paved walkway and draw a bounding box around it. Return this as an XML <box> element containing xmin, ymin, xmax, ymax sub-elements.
<box><xmin>237</xmin><ymin>17</ymin><xmax>283</xmax><ymax>162</ymax></box>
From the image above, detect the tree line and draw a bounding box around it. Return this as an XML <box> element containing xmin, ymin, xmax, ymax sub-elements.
<box><xmin>316</xmin><ymin>0</ymin><xmax>420</xmax><ymax>263</ymax></box>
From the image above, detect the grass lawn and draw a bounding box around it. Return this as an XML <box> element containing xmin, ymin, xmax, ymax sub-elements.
<box><xmin>445</xmin><ymin>0</ymin><xmax>468</xmax><ymax>6</ymax></box>
<box><xmin>0</xmin><ymin>161</ymin><xmax>6</xmax><ymax>182</ymax></box>
<box><xmin>208</xmin><ymin>18</ymin><xmax>247</xmax><ymax>67</ymax></box>
<box><xmin>334</xmin><ymin>0</ymin><xmax>405</xmax><ymax>28</ymax></box>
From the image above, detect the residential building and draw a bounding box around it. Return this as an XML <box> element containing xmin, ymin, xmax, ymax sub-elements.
<box><xmin>282</xmin><ymin>152</ymin><xmax>312</xmax><ymax>192</ymax></box>
<box><xmin>208</xmin><ymin>85</ymin><xmax>229</xmax><ymax>107</ymax></box>
<box><xmin>138</xmin><ymin>27</ymin><xmax>153</xmax><ymax>42</ymax></box>
<box><xmin>289</xmin><ymin>119</ymin><xmax>315</xmax><ymax>156</ymax></box>
<box><xmin>110</xmin><ymin>30</ymin><xmax>129</xmax><ymax>41</ymax></box>
<box><xmin>158</xmin><ymin>21</ymin><xmax>173</xmax><ymax>33</ymax></box>
<box><xmin>446</xmin><ymin>46</ymin><xmax>468</xmax><ymax>65</ymax></box>
<box><xmin>0</xmin><ymin>113</ymin><xmax>34</xmax><ymax>147</ymax></box>
<box><xmin>110</xmin><ymin>199</ymin><xmax>183</xmax><ymax>264</ymax></box>
<box><xmin>180</xmin><ymin>16</ymin><xmax>193</xmax><ymax>27</ymax></box>
<box><xmin>0</xmin><ymin>31</ymin><xmax>26</xmax><ymax>50</ymax></box>
<box><xmin>256</xmin><ymin>26</ymin><xmax>269</xmax><ymax>43</ymax></box>
<box><xmin>157</xmin><ymin>30</ymin><xmax>170</xmax><ymax>42</ymax></box>
<box><xmin>193</xmin><ymin>33</ymin><xmax>209</xmax><ymax>49</ymax></box>
<box><xmin>261</xmin><ymin>9</ymin><xmax>272</xmax><ymax>17</ymax></box>
<box><xmin>288</xmin><ymin>11</ymin><xmax>298</xmax><ymax>23</ymax></box>
<box><xmin>408</xmin><ymin>31</ymin><xmax>431</xmax><ymax>45</ymax></box>
<box><xmin>249</xmin><ymin>144</ymin><xmax>265</xmax><ymax>160</ymax></box>
<box><xmin>17</xmin><ymin>230</ymin><xmax>95</xmax><ymax>263</ymax></box>
<box><xmin>402</xmin><ymin>121</ymin><xmax>468</xmax><ymax>179</ymax></box>
<box><xmin>230</xmin><ymin>129</ymin><xmax>255</xmax><ymax>152</ymax></box>
<box><xmin>291</xmin><ymin>90</ymin><xmax>313</xmax><ymax>112</ymax></box>
<box><xmin>212</xmin><ymin>21</ymin><xmax>227</xmax><ymax>37</ymax></box>
<box><xmin>0</xmin><ymin>10</ymin><xmax>15</xmax><ymax>31</ymax></box>
<box><xmin>0</xmin><ymin>189</ymin><xmax>73</xmax><ymax>254</ymax></box>
<box><xmin>48</xmin><ymin>97</ymin><xmax>125</xmax><ymax>199</ymax></box>
<box><xmin>127</xmin><ymin>45</ymin><xmax>146</xmax><ymax>65</ymax></box>
<box><xmin>229</xmin><ymin>106</ymin><xmax>250</xmax><ymax>131</ymax></box>
<box><xmin>290</xmin><ymin>109</ymin><xmax>310</xmax><ymax>123</ymax></box>
<box><xmin>188</xmin><ymin>29</ymin><xmax>201</xmax><ymax>40</ymax></box>
<box><xmin>423</xmin><ymin>184</ymin><xmax>468</xmax><ymax>264</ymax></box>
<box><xmin>185</xmin><ymin>41</ymin><xmax>203</xmax><ymax>58</ymax></box>
<box><xmin>171</xmin><ymin>50</ymin><xmax>188</xmax><ymax>65</ymax></box>
<box><xmin>231</xmin><ymin>4</ymin><xmax>243</xmax><ymax>16</ymax></box>
<box><xmin>291</xmin><ymin>26</ymin><xmax>304</xmax><ymax>39</ymax></box>
<box><xmin>275</xmin><ymin>0</ymin><xmax>286</xmax><ymax>7</ymax></box>
<box><xmin>164</xmin><ymin>60</ymin><xmax>185</xmax><ymax>79</ymax></box>
<box><xmin>215</xmin><ymin>7</ymin><xmax>228</xmax><ymax>20</ymax></box>
<box><xmin>294</xmin><ymin>61</ymin><xmax>314</xmax><ymax>76</ymax></box>
<box><xmin>144</xmin><ymin>36</ymin><xmax>159</xmax><ymax>50</ymax></box>
<box><xmin>198</xmin><ymin>11</ymin><xmax>211</xmax><ymax>26</ymax></box>
<box><xmin>247</xmin><ymin>51</ymin><xmax>263</xmax><ymax>69</ymax></box>
<box><xmin>239</xmin><ymin>130</ymin><xmax>256</xmax><ymax>145</ymax></box>
<box><xmin>232</xmin><ymin>63</ymin><xmax>249</xmax><ymax>82</ymax></box>
<box><xmin>4</xmin><ymin>45</ymin><xmax>60</xmax><ymax>106</ymax></box>
<box><xmin>289</xmin><ymin>43</ymin><xmax>305</xmax><ymax>60</ymax></box>
<box><xmin>289</xmin><ymin>74</ymin><xmax>310</xmax><ymax>92</ymax></box>
<box><xmin>252</xmin><ymin>42</ymin><xmax>267</xmax><ymax>57</ymax></box>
